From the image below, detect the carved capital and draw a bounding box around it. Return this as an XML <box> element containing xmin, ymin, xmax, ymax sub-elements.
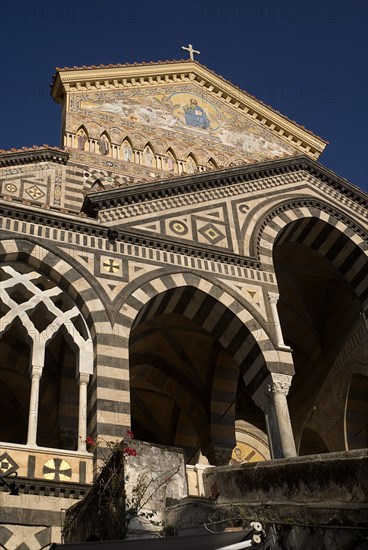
<box><xmin>268</xmin><ymin>292</ymin><xmax>279</xmax><ymax>305</ymax></box>
<box><xmin>252</xmin><ymin>373</ymin><xmax>293</xmax><ymax>410</ymax></box>
<box><xmin>267</xmin><ymin>373</ymin><xmax>293</xmax><ymax>396</ymax></box>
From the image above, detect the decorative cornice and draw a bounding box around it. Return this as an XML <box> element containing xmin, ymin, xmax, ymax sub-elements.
<box><xmin>0</xmin><ymin>146</ymin><xmax>68</xmax><ymax>166</ymax></box>
<box><xmin>0</xmin><ymin>202</ymin><xmax>259</xmax><ymax>269</ymax></box>
<box><xmin>82</xmin><ymin>155</ymin><xmax>368</xmax><ymax>217</ymax></box>
<box><xmin>0</xmin><ymin>475</ymin><xmax>91</xmax><ymax>499</ymax></box>
<box><xmin>50</xmin><ymin>60</ymin><xmax>327</xmax><ymax>157</ymax></box>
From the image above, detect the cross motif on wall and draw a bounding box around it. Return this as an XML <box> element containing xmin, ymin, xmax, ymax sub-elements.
<box><xmin>103</xmin><ymin>258</ymin><xmax>120</xmax><ymax>273</ymax></box>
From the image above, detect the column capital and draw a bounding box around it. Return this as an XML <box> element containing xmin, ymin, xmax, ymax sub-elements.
<box><xmin>252</xmin><ymin>373</ymin><xmax>293</xmax><ymax>409</ymax></box>
<box><xmin>267</xmin><ymin>373</ymin><xmax>293</xmax><ymax>397</ymax></box>
<box><xmin>78</xmin><ymin>372</ymin><xmax>90</xmax><ymax>384</ymax></box>
<box><xmin>268</xmin><ymin>291</ymin><xmax>279</xmax><ymax>305</ymax></box>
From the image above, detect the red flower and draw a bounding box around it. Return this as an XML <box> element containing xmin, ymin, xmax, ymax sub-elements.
<box><xmin>127</xmin><ymin>430</ymin><xmax>134</xmax><ymax>439</ymax></box>
<box><xmin>85</xmin><ymin>436</ymin><xmax>95</xmax><ymax>446</ymax></box>
<box><xmin>123</xmin><ymin>446</ymin><xmax>137</xmax><ymax>456</ymax></box>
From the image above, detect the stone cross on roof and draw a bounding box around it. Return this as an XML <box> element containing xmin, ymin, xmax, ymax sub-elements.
<box><xmin>181</xmin><ymin>44</ymin><xmax>200</xmax><ymax>61</ymax></box>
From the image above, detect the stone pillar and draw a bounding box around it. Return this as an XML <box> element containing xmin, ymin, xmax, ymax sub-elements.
<box><xmin>78</xmin><ymin>373</ymin><xmax>90</xmax><ymax>452</ymax></box>
<box><xmin>268</xmin><ymin>292</ymin><xmax>290</xmax><ymax>350</ymax></box>
<box><xmin>27</xmin><ymin>365</ymin><xmax>43</xmax><ymax>446</ymax></box>
<box><xmin>252</xmin><ymin>373</ymin><xmax>296</xmax><ymax>459</ymax></box>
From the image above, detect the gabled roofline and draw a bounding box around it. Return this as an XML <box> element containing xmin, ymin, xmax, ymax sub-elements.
<box><xmin>50</xmin><ymin>60</ymin><xmax>327</xmax><ymax>158</ymax></box>
<box><xmin>81</xmin><ymin>155</ymin><xmax>367</xmax><ymax>217</ymax></box>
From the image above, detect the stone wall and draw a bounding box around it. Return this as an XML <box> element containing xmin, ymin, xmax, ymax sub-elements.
<box><xmin>165</xmin><ymin>450</ymin><xmax>368</xmax><ymax>549</ymax></box>
<box><xmin>64</xmin><ymin>441</ymin><xmax>188</xmax><ymax>542</ymax></box>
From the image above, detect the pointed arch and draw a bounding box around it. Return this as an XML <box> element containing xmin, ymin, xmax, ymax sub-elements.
<box><xmin>0</xmin><ymin>239</ymin><xmax>111</xmax><ymax>451</ymax></box>
<box><xmin>208</xmin><ymin>157</ymin><xmax>218</xmax><ymax>170</ymax></box>
<box><xmin>186</xmin><ymin>153</ymin><xmax>198</xmax><ymax>174</ymax></box>
<box><xmin>98</xmin><ymin>131</ymin><xmax>111</xmax><ymax>155</ymax></box>
<box><xmin>121</xmin><ymin>137</ymin><xmax>134</xmax><ymax>162</ymax></box>
<box><xmin>143</xmin><ymin>142</ymin><xmax>156</xmax><ymax>167</ymax></box>
<box><xmin>0</xmin><ymin>238</ymin><xmax>108</xmax><ymax>344</ymax></box>
<box><xmin>76</xmin><ymin>125</ymin><xmax>89</xmax><ymax>151</ymax></box>
<box><xmin>164</xmin><ymin>148</ymin><xmax>178</xmax><ymax>173</ymax></box>
<box><xmin>0</xmin><ymin>317</ymin><xmax>32</xmax><ymax>444</ymax></box>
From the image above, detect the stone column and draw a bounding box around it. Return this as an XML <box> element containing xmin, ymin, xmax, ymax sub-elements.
<box><xmin>77</xmin><ymin>373</ymin><xmax>90</xmax><ymax>452</ymax></box>
<box><xmin>268</xmin><ymin>292</ymin><xmax>290</xmax><ymax>350</ymax></box>
<box><xmin>27</xmin><ymin>365</ymin><xmax>43</xmax><ymax>446</ymax></box>
<box><xmin>252</xmin><ymin>373</ymin><xmax>296</xmax><ymax>459</ymax></box>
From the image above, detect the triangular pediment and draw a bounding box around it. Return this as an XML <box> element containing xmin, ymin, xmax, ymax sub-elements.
<box><xmin>53</xmin><ymin>61</ymin><xmax>327</xmax><ymax>170</ymax></box>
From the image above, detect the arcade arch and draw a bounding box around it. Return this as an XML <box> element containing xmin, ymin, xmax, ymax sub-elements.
<box><xmin>127</xmin><ymin>280</ymin><xmax>292</xmax><ymax>464</ymax></box>
<box><xmin>272</xmin><ymin>215</ymin><xmax>368</xmax><ymax>453</ymax></box>
<box><xmin>0</xmin><ymin>262</ymin><xmax>93</xmax><ymax>451</ymax></box>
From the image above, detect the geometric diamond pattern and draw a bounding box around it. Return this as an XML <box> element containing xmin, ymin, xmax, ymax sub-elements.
<box><xmin>26</xmin><ymin>185</ymin><xmax>45</xmax><ymax>200</ymax></box>
<box><xmin>0</xmin><ymin>452</ymin><xmax>19</xmax><ymax>475</ymax></box>
<box><xmin>198</xmin><ymin>222</ymin><xmax>225</xmax><ymax>245</ymax></box>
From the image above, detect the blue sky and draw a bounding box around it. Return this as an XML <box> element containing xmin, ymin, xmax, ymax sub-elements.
<box><xmin>0</xmin><ymin>0</ymin><xmax>367</xmax><ymax>191</ymax></box>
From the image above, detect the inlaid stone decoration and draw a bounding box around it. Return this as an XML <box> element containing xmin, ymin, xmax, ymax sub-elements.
<box><xmin>43</xmin><ymin>458</ymin><xmax>72</xmax><ymax>481</ymax></box>
<box><xmin>0</xmin><ymin>452</ymin><xmax>19</xmax><ymax>475</ymax></box>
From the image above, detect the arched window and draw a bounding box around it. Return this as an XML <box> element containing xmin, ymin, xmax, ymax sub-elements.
<box><xmin>186</xmin><ymin>154</ymin><xmax>198</xmax><ymax>174</ymax></box>
<box><xmin>164</xmin><ymin>149</ymin><xmax>178</xmax><ymax>173</ymax></box>
<box><xmin>122</xmin><ymin>139</ymin><xmax>134</xmax><ymax>162</ymax></box>
<box><xmin>98</xmin><ymin>132</ymin><xmax>111</xmax><ymax>156</ymax></box>
<box><xmin>0</xmin><ymin>318</ymin><xmax>32</xmax><ymax>444</ymax></box>
<box><xmin>143</xmin><ymin>144</ymin><xmax>155</xmax><ymax>167</ymax></box>
<box><xmin>76</xmin><ymin>126</ymin><xmax>89</xmax><ymax>151</ymax></box>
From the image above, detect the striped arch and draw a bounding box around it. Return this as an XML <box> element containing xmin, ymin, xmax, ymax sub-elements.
<box><xmin>110</xmin><ymin>272</ymin><xmax>294</xmax><ymax>455</ymax></box>
<box><xmin>257</xmin><ymin>201</ymin><xmax>368</xmax><ymax>305</ymax></box>
<box><xmin>124</xmin><ymin>272</ymin><xmax>293</xmax><ymax>387</ymax></box>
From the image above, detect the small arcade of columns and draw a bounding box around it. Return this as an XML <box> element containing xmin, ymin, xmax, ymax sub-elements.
<box><xmin>0</xmin><ymin>264</ymin><xmax>93</xmax><ymax>452</ymax></box>
<box><xmin>66</xmin><ymin>127</ymin><xmax>221</xmax><ymax>175</ymax></box>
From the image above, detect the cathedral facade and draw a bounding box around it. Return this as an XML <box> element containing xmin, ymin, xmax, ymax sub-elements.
<box><xmin>0</xmin><ymin>59</ymin><xmax>367</xmax><ymax>547</ymax></box>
